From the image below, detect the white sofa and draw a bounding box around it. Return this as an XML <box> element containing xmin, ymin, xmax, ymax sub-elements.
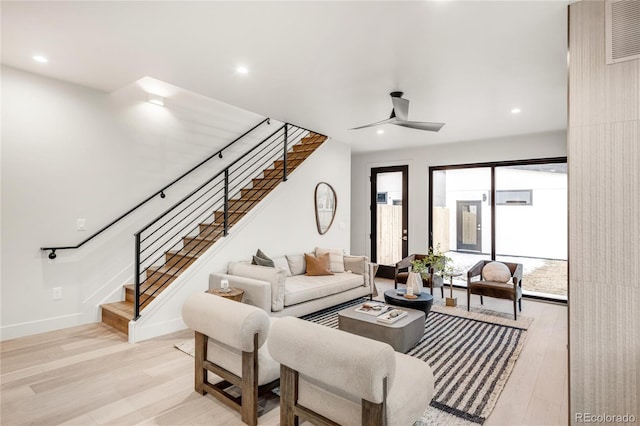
<box><xmin>209</xmin><ymin>249</ymin><xmax>374</xmax><ymax>317</ymax></box>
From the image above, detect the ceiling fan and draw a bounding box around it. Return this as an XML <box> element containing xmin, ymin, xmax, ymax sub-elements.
<box><xmin>349</xmin><ymin>91</ymin><xmax>445</xmax><ymax>132</ymax></box>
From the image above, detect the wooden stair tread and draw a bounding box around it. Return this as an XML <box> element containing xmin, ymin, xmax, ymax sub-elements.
<box><xmin>101</xmin><ymin>301</ymin><xmax>134</xmax><ymax>317</ymax></box>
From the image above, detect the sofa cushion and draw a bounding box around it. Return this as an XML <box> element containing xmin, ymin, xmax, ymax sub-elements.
<box><xmin>315</xmin><ymin>247</ymin><xmax>345</xmax><ymax>273</ymax></box>
<box><xmin>273</xmin><ymin>256</ymin><xmax>292</xmax><ymax>277</ymax></box>
<box><xmin>228</xmin><ymin>261</ymin><xmax>286</xmax><ymax>311</ymax></box>
<box><xmin>305</xmin><ymin>253</ymin><xmax>333</xmax><ymax>276</ymax></box>
<box><xmin>286</xmin><ymin>254</ymin><xmax>306</xmax><ymax>276</ymax></box>
<box><xmin>482</xmin><ymin>261</ymin><xmax>512</xmax><ymax>283</ymax></box>
<box><xmin>252</xmin><ymin>248</ymin><xmax>275</xmax><ymax>267</ymax></box>
<box><xmin>343</xmin><ymin>255</ymin><xmax>366</xmax><ymax>275</ymax></box>
<box><xmin>252</xmin><ymin>255</ymin><xmax>274</xmax><ymax>267</ymax></box>
<box><xmin>284</xmin><ymin>272</ymin><xmax>364</xmax><ymax>306</ymax></box>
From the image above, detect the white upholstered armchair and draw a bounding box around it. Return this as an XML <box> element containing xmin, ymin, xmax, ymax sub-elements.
<box><xmin>181</xmin><ymin>292</ymin><xmax>280</xmax><ymax>426</ymax></box>
<box><xmin>268</xmin><ymin>316</ymin><xmax>434</xmax><ymax>426</ymax></box>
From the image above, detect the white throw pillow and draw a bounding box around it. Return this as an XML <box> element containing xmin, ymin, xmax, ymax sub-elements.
<box><xmin>482</xmin><ymin>262</ymin><xmax>512</xmax><ymax>283</ymax></box>
<box><xmin>315</xmin><ymin>247</ymin><xmax>345</xmax><ymax>273</ymax></box>
<box><xmin>273</xmin><ymin>256</ymin><xmax>292</xmax><ymax>277</ymax></box>
<box><xmin>285</xmin><ymin>254</ymin><xmax>306</xmax><ymax>276</ymax></box>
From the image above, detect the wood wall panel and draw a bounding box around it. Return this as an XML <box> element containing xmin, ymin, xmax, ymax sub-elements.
<box><xmin>569</xmin><ymin>1</ymin><xmax>640</xmax><ymax>424</ymax></box>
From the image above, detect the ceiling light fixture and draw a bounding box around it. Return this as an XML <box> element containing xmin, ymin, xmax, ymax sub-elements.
<box><xmin>511</xmin><ymin>108</ymin><xmax>522</xmax><ymax>114</ymax></box>
<box><xmin>147</xmin><ymin>93</ymin><xmax>165</xmax><ymax>106</ymax></box>
<box><xmin>236</xmin><ymin>66</ymin><xmax>249</xmax><ymax>75</ymax></box>
<box><xmin>32</xmin><ymin>55</ymin><xmax>48</xmax><ymax>63</ymax></box>
<box><xmin>377</xmin><ymin>129</ymin><xmax>384</xmax><ymax>135</ymax></box>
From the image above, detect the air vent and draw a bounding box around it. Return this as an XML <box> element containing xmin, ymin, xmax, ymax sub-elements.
<box><xmin>606</xmin><ymin>0</ymin><xmax>640</xmax><ymax>64</ymax></box>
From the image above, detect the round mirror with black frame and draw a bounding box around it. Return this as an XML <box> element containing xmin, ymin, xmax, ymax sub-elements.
<box><xmin>314</xmin><ymin>182</ymin><xmax>337</xmax><ymax>235</ymax></box>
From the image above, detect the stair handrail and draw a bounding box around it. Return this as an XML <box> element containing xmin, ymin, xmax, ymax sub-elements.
<box><xmin>41</xmin><ymin>117</ymin><xmax>271</xmax><ymax>259</ymax></box>
<box><xmin>135</xmin><ymin>123</ymin><xmax>285</xmax><ymax>236</ymax></box>
<box><xmin>132</xmin><ymin>123</ymin><xmax>326</xmax><ymax>319</ymax></box>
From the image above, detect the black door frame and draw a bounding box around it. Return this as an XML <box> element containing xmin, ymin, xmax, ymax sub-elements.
<box><xmin>370</xmin><ymin>165</ymin><xmax>409</xmax><ymax>278</ymax></box>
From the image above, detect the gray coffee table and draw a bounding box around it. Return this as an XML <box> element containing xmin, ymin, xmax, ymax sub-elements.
<box><xmin>338</xmin><ymin>304</ymin><xmax>425</xmax><ymax>353</ymax></box>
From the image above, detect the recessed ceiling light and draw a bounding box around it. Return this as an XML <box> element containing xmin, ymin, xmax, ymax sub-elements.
<box><xmin>236</xmin><ymin>66</ymin><xmax>249</xmax><ymax>75</ymax></box>
<box><xmin>377</xmin><ymin>129</ymin><xmax>384</xmax><ymax>135</ymax></box>
<box><xmin>511</xmin><ymin>108</ymin><xmax>522</xmax><ymax>114</ymax></box>
<box><xmin>32</xmin><ymin>55</ymin><xmax>48</xmax><ymax>63</ymax></box>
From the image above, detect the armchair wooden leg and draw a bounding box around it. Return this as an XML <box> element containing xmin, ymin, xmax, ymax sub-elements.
<box><xmin>513</xmin><ymin>299</ymin><xmax>517</xmax><ymax>320</ymax></box>
<box><xmin>467</xmin><ymin>291</ymin><xmax>470</xmax><ymax>312</ymax></box>
<box><xmin>480</xmin><ymin>295</ymin><xmax>484</xmax><ymax>305</ymax></box>
<box><xmin>241</xmin><ymin>334</ymin><xmax>259</xmax><ymax>426</ymax></box>
<box><xmin>440</xmin><ymin>287</ymin><xmax>444</xmax><ymax>298</ymax></box>
<box><xmin>194</xmin><ymin>331</ymin><xmax>206</xmax><ymax>395</ymax></box>
<box><xmin>518</xmin><ymin>298</ymin><xmax>522</xmax><ymax>311</ymax></box>
<box><xmin>280</xmin><ymin>365</ymin><xmax>299</xmax><ymax>426</ymax></box>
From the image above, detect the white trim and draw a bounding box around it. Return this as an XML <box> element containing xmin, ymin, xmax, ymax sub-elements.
<box><xmin>0</xmin><ymin>312</ymin><xmax>84</xmax><ymax>341</ymax></box>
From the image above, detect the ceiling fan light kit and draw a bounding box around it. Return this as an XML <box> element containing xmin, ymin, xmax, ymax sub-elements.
<box><xmin>350</xmin><ymin>91</ymin><xmax>445</xmax><ymax>132</ymax></box>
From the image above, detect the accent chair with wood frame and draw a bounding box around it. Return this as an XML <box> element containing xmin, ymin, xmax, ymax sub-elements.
<box><xmin>268</xmin><ymin>316</ymin><xmax>434</xmax><ymax>426</ymax></box>
<box><xmin>181</xmin><ymin>292</ymin><xmax>280</xmax><ymax>426</ymax></box>
<box><xmin>466</xmin><ymin>260</ymin><xmax>524</xmax><ymax>320</ymax></box>
<box><xmin>394</xmin><ymin>254</ymin><xmax>444</xmax><ymax>297</ymax></box>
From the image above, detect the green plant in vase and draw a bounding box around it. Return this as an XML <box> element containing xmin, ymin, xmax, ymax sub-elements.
<box><xmin>412</xmin><ymin>244</ymin><xmax>452</xmax><ymax>286</ymax></box>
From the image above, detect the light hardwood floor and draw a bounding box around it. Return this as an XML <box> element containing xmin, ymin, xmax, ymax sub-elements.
<box><xmin>0</xmin><ymin>280</ymin><xmax>568</xmax><ymax>426</ymax></box>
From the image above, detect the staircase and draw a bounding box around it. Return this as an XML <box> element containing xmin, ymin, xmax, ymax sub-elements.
<box><xmin>101</xmin><ymin>132</ymin><xmax>326</xmax><ymax>336</ymax></box>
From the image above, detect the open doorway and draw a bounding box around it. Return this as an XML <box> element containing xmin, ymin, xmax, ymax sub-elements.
<box><xmin>371</xmin><ymin>165</ymin><xmax>408</xmax><ymax>278</ymax></box>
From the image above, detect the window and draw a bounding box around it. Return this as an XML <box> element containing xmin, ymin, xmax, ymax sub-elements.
<box><xmin>429</xmin><ymin>158</ymin><xmax>567</xmax><ymax>301</ymax></box>
<box><xmin>496</xmin><ymin>190</ymin><xmax>533</xmax><ymax>205</ymax></box>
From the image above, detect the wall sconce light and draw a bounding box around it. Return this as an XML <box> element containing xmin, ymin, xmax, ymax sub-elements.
<box><xmin>147</xmin><ymin>93</ymin><xmax>165</xmax><ymax>106</ymax></box>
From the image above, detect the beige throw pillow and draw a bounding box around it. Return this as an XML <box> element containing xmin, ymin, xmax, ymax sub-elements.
<box><xmin>315</xmin><ymin>247</ymin><xmax>345</xmax><ymax>273</ymax></box>
<box><xmin>481</xmin><ymin>262</ymin><xmax>512</xmax><ymax>283</ymax></box>
<box><xmin>305</xmin><ymin>253</ymin><xmax>334</xmax><ymax>276</ymax></box>
<box><xmin>285</xmin><ymin>254</ymin><xmax>306</xmax><ymax>276</ymax></box>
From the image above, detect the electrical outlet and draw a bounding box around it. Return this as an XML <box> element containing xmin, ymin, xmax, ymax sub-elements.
<box><xmin>77</xmin><ymin>218</ymin><xmax>86</xmax><ymax>231</ymax></box>
<box><xmin>53</xmin><ymin>287</ymin><xmax>62</xmax><ymax>300</ymax></box>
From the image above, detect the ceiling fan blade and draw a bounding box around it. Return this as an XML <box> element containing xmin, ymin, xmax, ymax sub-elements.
<box><xmin>349</xmin><ymin>117</ymin><xmax>395</xmax><ymax>130</ymax></box>
<box><xmin>393</xmin><ymin>120</ymin><xmax>445</xmax><ymax>132</ymax></box>
<box><xmin>390</xmin><ymin>96</ymin><xmax>409</xmax><ymax>121</ymax></box>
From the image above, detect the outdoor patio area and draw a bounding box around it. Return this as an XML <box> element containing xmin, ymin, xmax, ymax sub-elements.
<box><xmin>445</xmin><ymin>251</ymin><xmax>567</xmax><ymax>299</ymax></box>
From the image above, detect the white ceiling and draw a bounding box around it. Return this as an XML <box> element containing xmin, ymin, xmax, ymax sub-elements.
<box><xmin>1</xmin><ymin>1</ymin><xmax>570</xmax><ymax>152</ymax></box>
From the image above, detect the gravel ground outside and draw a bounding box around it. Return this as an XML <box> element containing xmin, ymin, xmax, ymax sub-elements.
<box><xmin>445</xmin><ymin>251</ymin><xmax>567</xmax><ymax>297</ymax></box>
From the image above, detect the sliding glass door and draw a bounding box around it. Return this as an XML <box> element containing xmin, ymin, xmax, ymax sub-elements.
<box><xmin>432</xmin><ymin>168</ymin><xmax>492</xmax><ymax>284</ymax></box>
<box><xmin>495</xmin><ymin>163</ymin><xmax>567</xmax><ymax>298</ymax></box>
<box><xmin>430</xmin><ymin>158</ymin><xmax>567</xmax><ymax>300</ymax></box>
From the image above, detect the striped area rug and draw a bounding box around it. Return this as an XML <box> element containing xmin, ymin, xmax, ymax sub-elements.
<box><xmin>301</xmin><ymin>298</ymin><xmax>528</xmax><ymax>425</ymax></box>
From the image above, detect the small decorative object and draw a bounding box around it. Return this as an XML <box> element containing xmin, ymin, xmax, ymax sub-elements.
<box><xmin>442</xmin><ymin>265</ymin><xmax>461</xmax><ymax>307</ymax></box>
<box><xmin>220</xmin><ymin>278</ymin><xmax>230</xmax><ymax>293</ymax></box>
<box><xmin>377</xmin><ymin>308</ymin><xmax>408</xmax><ymax>324</ymax></box>
<box><xmin>406</xmin><ymin>271</ymin><xmax>423</xmax><ymax>295</ymax></box>
<box><xmin>404</xmin><ymin>293</ymin><xmax>418</xmax><ymax>299</ymax></box>
<box><xmin>314</xmin><ymin>182</ymin><xmax>337</xmax><ymax>235</ymax></box>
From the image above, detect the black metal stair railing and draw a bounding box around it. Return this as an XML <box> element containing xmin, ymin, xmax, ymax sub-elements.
<box><xmin>41</xmin><ymin>118</ymin><xmax>271</xmax><ymax>259</ymax></box>
<box><xmin>132</xmin><ymin>123</ymin><xmax>324</xmax><ymax>319</ymax></box>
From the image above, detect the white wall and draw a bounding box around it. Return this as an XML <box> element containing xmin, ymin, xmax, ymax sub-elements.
<box><xmin>0</xmin><ymin>66</ymin><xmax>284</xmax><ymax>340</ymax></box>
<box><xmin>350</xmin><ymin>131</ymin><xmax>567</xmax><ymax>260</ymax></box>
